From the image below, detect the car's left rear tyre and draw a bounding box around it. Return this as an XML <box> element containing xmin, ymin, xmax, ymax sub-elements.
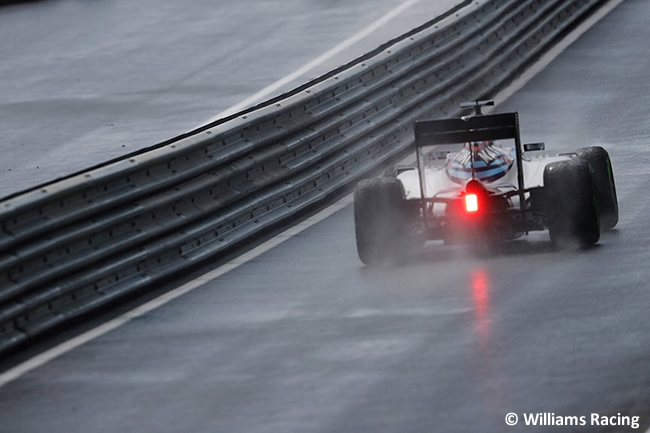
<box><xmin>354</xmin><ymin>177</ymin><xmax>410</xmax><ymax>266</ymax></box>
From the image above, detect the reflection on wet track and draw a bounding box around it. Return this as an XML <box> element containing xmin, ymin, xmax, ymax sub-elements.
<box><xmin>471</xmin><ymin>268</ymin><xmax>490</xmax><ymax>348</ymax></box>
<box><xmin>2</xmin><ymin>0</ymin><xmax>650</xmax><ymax>432</ymax></box>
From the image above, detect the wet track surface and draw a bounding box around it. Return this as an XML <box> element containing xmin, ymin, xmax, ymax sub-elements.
<box><xmin>0</xmin><ymin>0</ymin><xmax>460</xmax><ymax>198</ymax></box>
<box><xmin>1</xmin><ymin>0</ymin><xmax>650</xmax><ymax>432</ymax></box>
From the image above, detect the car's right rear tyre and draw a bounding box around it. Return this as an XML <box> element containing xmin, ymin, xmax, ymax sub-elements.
<box><xmin>354</xmin><ymin>177</ymin><xmax>409</xmax><ymax>266</ymax></box>
<box><xmin>543</xmin><ymin>158</ymin><xmax>600</xmax><ymax>248</ymax></box>
<box><xmin>576</xmin><ymin>146</ymin><xmax>618</xmax><ymax>231</ymax></box>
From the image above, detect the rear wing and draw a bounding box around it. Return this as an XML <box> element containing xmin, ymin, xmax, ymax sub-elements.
<box><xmin>414</xmin><ymin>112</ymin><xmax>521</xmax><ymax>146</ymax></box>
<box><xmin>412</xmin><ymin>111</ymin><xmax>528</xmax><ymax>232</ymax></box>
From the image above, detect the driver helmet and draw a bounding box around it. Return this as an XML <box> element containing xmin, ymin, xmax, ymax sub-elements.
<box><xmin>446</xmin><ymin>140</ymin><xmax>515</xmax><ymax>184</ymax></box>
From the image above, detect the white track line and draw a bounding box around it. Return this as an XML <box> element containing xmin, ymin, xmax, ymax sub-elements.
<box><xmin>0</xmin><ymin>0</ymin><xmax>624</xmax><ymax>388</ymax></box>
<box><xmin>491</xmin><ymin>0</ymin><xmax>625</xmax><ymax>108</ymax></box>
<box><xmin>1</xmin><ymin>0</ymin><xmax>428</xmax><ymax>387</ymax></box>
<box><xmin>202</xmin><ymin>0</ymin><xmax>425</xmax><ymax>123</ymax></box>
<box><xmin>0</xmin><ymin>195</ymin><xmax>354</xmax><ymax>387</ymax></box>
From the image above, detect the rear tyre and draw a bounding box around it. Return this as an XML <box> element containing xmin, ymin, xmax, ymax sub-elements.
<box><xmin>543</xmin><ymin>158</ymin><xmax>600</xmax><ymax>248</ymax></box>
<box><xmin>354</xmin><ymin>177</ymin><xmax>409</xmax><ymax>266</ymax></box>
<box><xmin>576</xmin><ymin>146</ymin><xmax>618</xmax><ymax>230</ymax></box>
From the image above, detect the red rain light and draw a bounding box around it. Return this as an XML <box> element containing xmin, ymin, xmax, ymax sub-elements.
<box><xmin>465</xmin><ymin>193</ymin><xmax>479</xmax><ymax>213</ymax></box>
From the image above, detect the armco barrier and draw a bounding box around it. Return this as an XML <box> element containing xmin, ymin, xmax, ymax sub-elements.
<box><xmin>0</xmin><ymin>0</ymin><xmax>610</xmax><ymax>353</ymax></box>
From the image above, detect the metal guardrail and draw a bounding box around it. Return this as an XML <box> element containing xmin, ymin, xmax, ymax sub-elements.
<box><xmin>0</xmin><ymin>0</ymin><xmax>609</xmax><ymax>353</ymax></box>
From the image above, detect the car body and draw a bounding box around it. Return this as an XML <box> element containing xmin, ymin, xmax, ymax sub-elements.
<box><xmin>353</xmin><ymin>100</ymin><xmax>618</xmax><ymax>265</ymax></box>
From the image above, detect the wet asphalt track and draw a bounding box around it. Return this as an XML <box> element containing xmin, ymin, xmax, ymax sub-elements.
<box><xmin>0</xmin><ymin>0</ymin><xmax>461</xmax><ymax>198</ymax></box>
<box><xmin>1</xmin><ymin>0</ymin><xmax>650</xmax><ymax>432</ymax></box>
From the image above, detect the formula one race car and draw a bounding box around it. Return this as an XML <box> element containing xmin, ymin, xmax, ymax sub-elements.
<box><xmin>354</xmin><ymin>100</ymin><xmax>618</xmax><ymax>265</ymax></box>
